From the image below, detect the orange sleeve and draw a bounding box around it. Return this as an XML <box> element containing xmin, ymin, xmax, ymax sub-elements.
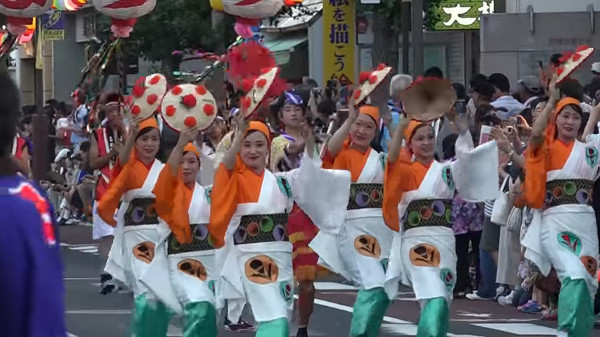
<box><xmin>382</xmin><ymin>149</ymin><xmax>414</xmax><ymax>232</ymax></box>
<box><xmin>153</xmin><ymin>163</ymin><xmax>194</xmax><ymax>244</ymax></box>
<box><xmin>523</xmin><ymin>143</ymin><xmax>548</xmax><ymax>209</ymax></box>
<box><xmin>208</xmin><ymin>159</ymin><xmax>240</xmax><ymax>248</ymax></box>
<box><xmin>98</xmin><ymin>162</ymin><xmax>132</xmax><ymax>226</ymax></box>
<box><xmin>153</xmin><ymin>163</ymin><xmax>178</xmax><ymax>224</ymax></box>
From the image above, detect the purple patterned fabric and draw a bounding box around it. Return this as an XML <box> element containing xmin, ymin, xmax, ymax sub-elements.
<box><xmin>451</xmin><ymin>194</ymin><xmax>485</xmax><ymax>235</ymax></box>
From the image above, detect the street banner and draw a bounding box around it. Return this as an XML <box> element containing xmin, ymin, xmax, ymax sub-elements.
<box><xmin>322</xmin><ymin>0</ymin><xmax>356</xmax><ymax>86</ymax></box>
<box><xmin>42</xmin><ymin>11</ymin><xmax>65</xmax><ymax>41</ymax></box>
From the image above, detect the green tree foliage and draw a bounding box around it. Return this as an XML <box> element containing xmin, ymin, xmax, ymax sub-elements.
<box><xmin>98</xmin><ymin>0</ymin><xmax>236</xmax><ymax>70</ymax></box>
<box><xmin>424</xmin><ymin>0</ymin><xmax>444</xmax><ymax>30</ymax></box>
<box><xmin>357</xmin><ymin>0</ymin><xmax>402</xmax><ymax>69</ymax></box>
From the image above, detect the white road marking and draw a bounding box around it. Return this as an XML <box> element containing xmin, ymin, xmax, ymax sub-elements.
<box><xmin>67</xmin><ymin>333</ymin><xmax>79</xmax><ymax>337</ymax></box>
<box><xmin>66</xmin><ymin>309</ymin><xmax>132</xmax><ymax>315</ymax></box>
<box><xmin>456</xmin><ymin>310</ymin><xmax>492</xmax><ymax>318</ymax></box>
<box><xmin>64</xmin><ymin>277</ymin><xmax>98</xmax><ymax>281</ymax></box>
<box><xmin>314</xmin><ymin>282</ymin><xmax>356</xmax><ymax>290</ymax></box>
<box><xmin>473</xmin><ymin>323</ymin><xmax>557</xmax><ymax>335</ymax></box>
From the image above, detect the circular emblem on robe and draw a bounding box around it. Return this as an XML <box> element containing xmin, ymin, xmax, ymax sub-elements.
<box><xmin>440</xmin><ymin>268</ymin><xmax>455</xmax><ymax>292</ymax></box>
<box><xmin>354</xmin><ymin>235</ymin><xmax>381</xmax><ymax>258</ymax></box>
<box><xmin>178</xmin><ymin>259</ymin><xmax>208</xmax><ymax>281</ymax></box>
<box><xmin>409</xmin><ymin>244</ymin><xmax>441</xmax><ymax>267</ymax></box>
<box><xmin>279</xmin><ymin>281</ymin><xmax>293</xmax><ymax>303</ymax></box>
<box><xmin>244</xmin><ymin>255</ymin><xmax>279</xmax><ymax>284</ymax></box>
<box><xmin>557</xmin><ymin>231</ymin><xmax>582</xmax><ymax>255</ymax></box>
<box><xmin>132</xmin><ymin>241</ymin><xmax>156</xmax><ymax>264</ymax></box>
<box><xmin>580</xmin><ymin>256</ymin><xmax>598</xmax><ymax>277</ymax></box>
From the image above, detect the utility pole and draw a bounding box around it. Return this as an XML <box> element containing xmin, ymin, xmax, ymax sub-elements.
<box><xmin>401</xmin><ymin>0</ymin><xmax>410</xmax><ymax>74</ymax></box>
<box><xmin>411</xmin><ymin>0</ymin><xmax>424</xmax><ymax>76</ymax></box>
<box><xmin>32</xmin><ymin>20</ymin><xmax>48</xmax><ymax>182</ymax></box>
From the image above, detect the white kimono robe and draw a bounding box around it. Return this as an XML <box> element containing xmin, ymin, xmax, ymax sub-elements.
<box><xmin>310</xmin><ymin>149</ymin><xmax>395</xmax><ymax>294</ymax></box>
<box><xmin>141</xmin><ymin>183</ymin><xmax>215</xmax><ymax>314</ymax></box>
<box><xmin>216</xmin><ymin>154</ymin><xmax>350</xmax><ymax>323</ymax></box>
<box><xmin>104</xmin><ymin>160</ymin><xmax>164</xmax><ymax>297</ymax></box>
<box><xmin>385</xmin><ymin>133</ymin><xmax>499</xmax><ymax>304</ymax></box>
<box><xmin>522</xmin><ymin>137</ymin><xmax>600</xmax><ymax>298</ymax></box>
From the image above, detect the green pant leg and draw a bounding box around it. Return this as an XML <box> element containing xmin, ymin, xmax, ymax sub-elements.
<box><xmin>558</xmin><ymin>277</ymin><xmax>594</xmax><ymax>337</ymax></box>
<box><xmin>256</xmin><ymin>318</ymin><xmax>289</xmax><ymax>337</ymax></box>
<box><xmin>417</xmin><ymin>297</ymin><xmax>449</xmax><ymax>337</ymax></box>
<box><xmin>183</xmin><ymin>302</ymin><xmax>217</xmax><ymax>337</ymax></box>
<box><xmin>131</xmin><ymin>295</ymin><xmax>171</xmax><ymax>337</ymax></box>
<box><xmin>349</xmin><ymin>287</ymin><xmax>390</xmax><ymax>337</ymax></box>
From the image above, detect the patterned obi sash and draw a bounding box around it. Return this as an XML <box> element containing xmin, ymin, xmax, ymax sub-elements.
<box><xmin>347</xmin><ymin>183</ymin><xmax>384</xmax><ymax>210</ymax></box>
<box><xmin>545</xmin><ymin>179</ymin><xmax>594</xmax><ymax>209</ymax></box>
<box><xmin>124</xmin><ymin>198</ymin><xmax>159</xmax><ymax>227</ymax></box>
<box><xmin>402</xmin><ymin>199</ymin><xmax>453</xmax><ymax>231</ymax></box>
<box><xmin>167</xmin><ymin>224</ymin><xmax>215</xmax><ymax>255</ymax></box>
<box><xmin>234</xmin><ymin>213</ymin><xmax>289</xmax><ymax>245</ymax></box>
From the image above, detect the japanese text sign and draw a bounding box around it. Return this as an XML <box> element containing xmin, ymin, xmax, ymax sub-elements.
<box><xmin>427</xmin><ymin>0</ymin><xmax>494</xmax><ymax>31</ymax></box>
<box><xmin>322</xmin><ymin>0</ymin><xmax>355</xmax><ymax>86</ymax></box>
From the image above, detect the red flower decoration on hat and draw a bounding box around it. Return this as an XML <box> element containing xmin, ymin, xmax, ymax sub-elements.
<box><xmin>359</xmin><ymin>71</ymin><xmax>370</xmax><ymax>83</ymax></box>
<box><xmin>184</xmin><ymin>116</ymin><xmax>197</xmax><ymax>127</ymax></box>
<box><xmin>181</xmin><ymin>94</ymin><xmax>197</xmax><ymax>108</ymax></box>
<box><xmin>196</xmin><ymin>85</ymin><xmax>207</xmax><ymax>95</ymax></box>
<box><xmin>165</xmin><ymin>105</ymin><xmax>176</xmax><ymax>116</ymax></box>
<box><xmin>204</xmin><ymin>104</ymin><xmax>215</xmax><ymax>115</ymax></box>
<box><xmin>242</xmin><ymin>78</ymin><xmax>254</xmax><ymax>92</ymax></box>
<box><xmin>131</xmin><ymin>105</ymin><xmax>141</xmax><ymax>115</ymax></box>
<box><xmin>559</xmin><ymin>51</ymin><xmax>574</xmax><ymax>64</ymax></box>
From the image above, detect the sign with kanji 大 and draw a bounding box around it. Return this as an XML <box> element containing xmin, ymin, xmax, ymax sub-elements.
<box><xmin>427</xmin><ymin>0</ymin><xmax>494</xmax><ymax>31</ymax></box>
<box><xmin>322</xmin><ymin>0</ymin><xmax>356</xmax><ymax>86</ymax></box>
<box><xmin>41</xmin><ymin>11</ymin><xmax>65</xmax><ymax>41</ymax></box>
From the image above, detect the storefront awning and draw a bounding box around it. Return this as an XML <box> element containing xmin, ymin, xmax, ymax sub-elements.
<box><xmin>264</xmin><ymin>36</ymin><xmax>308</xmax><ymax>65</ymax></box>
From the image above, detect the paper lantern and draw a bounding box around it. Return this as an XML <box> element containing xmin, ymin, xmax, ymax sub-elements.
<box><xmin>93</xmin><ymin>0</ymin><xmax>156</xmax><ymax>38</ymax></box>
<box><xmin>210</xmin><ymin>0</ymin><xmax>283</xmax><ymax>38</ymax></box>
<box><xmin>0</xmin><ymin>0</ymin><xmax>52</xmax><ymax>36</ymax></box>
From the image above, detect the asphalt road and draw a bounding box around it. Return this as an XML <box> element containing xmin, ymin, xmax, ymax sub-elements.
<box><xmin>60</xmin><ymin>225</ymin><xmax>600</xmax><ymax>337</ymax></box>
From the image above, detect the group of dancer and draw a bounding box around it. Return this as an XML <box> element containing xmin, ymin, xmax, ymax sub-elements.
<box><xmin>87</xmin><ymin>71</ymin><xmax>599</xmax><ymax>337</ymax></box>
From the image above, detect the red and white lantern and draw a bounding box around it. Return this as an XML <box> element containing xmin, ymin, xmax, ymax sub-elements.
<box><xmin>93</xmin><ymin>0</ymin><xmax>156</xmax><ymax>38</ymax></box>
<box><xmin>0</xmin><ymin>0</ymin><xmax>52</xmax><ymax>36</ymax></box>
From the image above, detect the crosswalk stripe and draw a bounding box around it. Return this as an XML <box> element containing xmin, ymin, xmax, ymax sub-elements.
<box><xmin>69</xmin><ymin>245</ymin><xmax>98</xmax><ymax>251</ymax></box>
<box><xmin>473</xmin><ymin>323</ymin><xmax>557</xmax><ymax>335</ymax></box>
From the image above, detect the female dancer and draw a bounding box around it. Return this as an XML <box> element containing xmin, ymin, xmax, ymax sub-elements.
<box><xmin>522</xmin><ymin>79</ymin><xmax>599</xmax><ymax>336</ymax></box>
<box><xmin>310</xmin><ymin>100</ymin><xmax>394</xmax><ymax>337</ymax></box>
<box><xmin>208</xmin><ymin>114</ymin><xmax>350</xmax><ymax>337</ymax></box>
<box><xmin>98</xmin><ymin>117</ymin><xmax>170</xmax><ymax>337</ymax></box>
<box><xmin>383</xmin><ymin>114</ymin><xmax>498</xmax><ymax>337</ymax></box>
<box><xmin>271</xmin><ymin>91</ymin><xmax>326</xmax><ymax>337</ymax></box>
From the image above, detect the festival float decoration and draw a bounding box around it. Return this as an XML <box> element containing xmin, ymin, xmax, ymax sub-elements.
<box><xmin>91</xmin><ymin>0</ymin><xmax>157</xmax><ymax>105</ymax></box>
<box><xmin>210</xmin><ymin>0</ymin><xmax>283</xmax><ymax>38</ymax></box>
<box><xmin>52</xmin><ymin>0</ymin><xmax>87</xmax><ymax>11</ymax></box>
<box><xmin>0</xmin><ymin>0</ymin><xmax>52</xmax><ymax>56</ymax></box>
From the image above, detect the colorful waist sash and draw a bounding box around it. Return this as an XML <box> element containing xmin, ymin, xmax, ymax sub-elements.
<box><xmin>124</xmin><ymin>198</ymin><xmax>159</xmax><ymax>227</ymax></box>
<box><xmin>347</xmin><ymin>183</ymin><xmax>383</xmax><ymax>210</ymax></box>
<box><xmin>167</xmin><ymin>223</ymin><xmax>215</xmax><ymax>255</ymax></box>
<box><xmin>545</xmin><ymin>179</ymin><xmax>593</xmax><ymax>209</ymax></box>
<box><xmin>234</xmin><ymin>213</ymin><xmax>288</xmax><ymax>245</ymax></box>
<box><xmin>402</xmin><ymin>199</ymin><xmax>453</xmax><ymax>231</ymax></box>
